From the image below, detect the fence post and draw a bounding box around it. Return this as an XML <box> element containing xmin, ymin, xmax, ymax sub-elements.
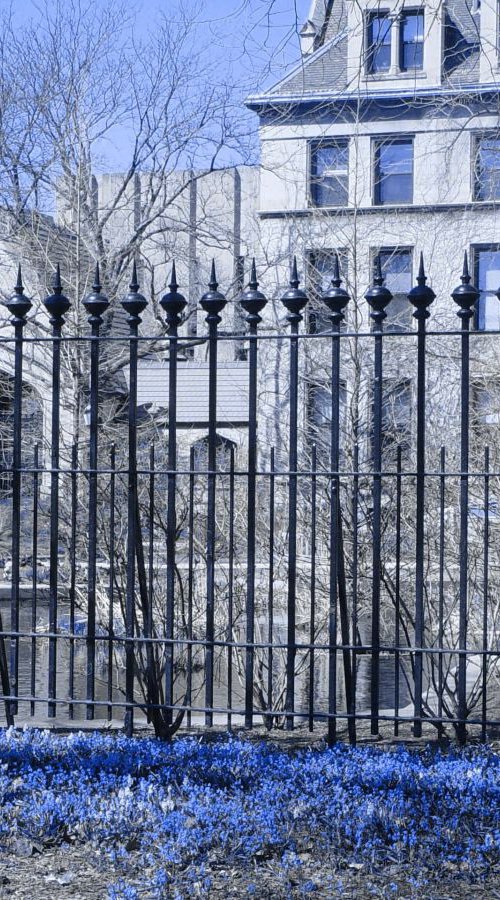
<box><xmin>82</xmin><ymin>265</ymin><xmax>109</xmax><ymax>720</ymax></box>
<box><xmin>408</xmin><ymin>253</ymin><xmax>435</xmax><ymax>737</ymax></box>
<box><xmin>200</xmin><ymin>261</ymin><xmax>226</xmax><ymax>727</ymax></box>
<box><xmin>452</xmin><ymin>252</ymin><xmax>479</xmax><ymax>744</ymax></box>
<box><xmin>365</xmin><ymin>257</ymin><xmax>392</xmax><ymax>736</ymax></box>
<box><xmin>121</xmin><ymin>263</ymin><xmax>147</xmax><ymax>737</ymax></box>
<box><xmin>240</xmin><ymin>260</ymin><xmax>267</xmax><ymax>729</ymax></box>
<box><xmin>43</xmin><ymin>266</ymin><xmax>70</xmax><ymax>719</ymax></box>
<box><xmin>280</xmin><ymin>258</ymin><xmax>308</xmax><ymax>730</ymax></box>
<box><xmin>5</xmin><ymin>266</ymin><xmax>31</xmax><ymax>716</ymax></box>
<box><xmin>160</xmin><ymin>263</ymin><xmax>186</xmax><ymax>726</ymax></box>
<box><xmin>5</xmin><ymin>267</ymin><xmax>31</xmax><ymax>719</ymax></box>
<box><xmin>322</xmin><ymin>254</ymin><xmax>355</xmax><ymax>745</ymax></box>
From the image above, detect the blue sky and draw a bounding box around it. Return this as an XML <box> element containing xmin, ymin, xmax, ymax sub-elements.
<box><xmin>6</xmin><ymin>0</ymin><xmax>312</xmax><ymax>169</ymax></box>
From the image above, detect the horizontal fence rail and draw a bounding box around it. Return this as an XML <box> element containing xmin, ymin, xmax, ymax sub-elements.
<box><xmin>0</xmin><ymin>253</ymin><xmax>499</xmax><ymax>744</ymax></box>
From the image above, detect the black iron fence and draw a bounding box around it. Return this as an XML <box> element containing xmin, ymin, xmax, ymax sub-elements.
<box><xmin>0</xmin><ymin>252</ymin><xmax>499</xmax><ymax>744</ymax></box>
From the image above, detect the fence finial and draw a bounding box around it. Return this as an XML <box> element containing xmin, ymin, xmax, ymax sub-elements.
<box><xmin>83</xmin><ymin>263</ymin><xmax>109</xmax><ymax>326</ymax></box>
<box><xmin>52</xmin><ymin>263</ymin><xmax>62</xmax><ymax>294</ymax></box>
<box><xmin>161</xmin><ymin>262</ymin><xmax>186</xmax><ymax>329</ymax></box>
<box><xmin>452</xmin><ymin>251</ymin><xmax>479</xmax><ymax>317</ymax></box>
<box><xmin>240</xmin><ymin>258</ymin><xmax>267</xmax><ymax>323</ymax></box>
<box><xmin>200</xmin><ymin>260</ymin><xmax>226</xmax><ymax>322</ymax></box>
<box><xmin>43</xmin><ymin>264</ymin><xmax>70</xmax><ymax>325</ymax></box>
<box><xmin>93</xmin><ymin>262</ymin><xmax>101</xmax><ymax>292</ymax></box>
<box><xmin>417</xmin><ymin>251</ymin><xmax>426</xmax><ymax>283</ymax></box>
<box><xmin>209</xmin><ymin>259</ymin><xmax>218</xmax><ymax>292</ymax></box>
<box><xmin>462</xmin><ymin>250</ymin><xmax>471</xmax><ymax>283</ymax></box>
<box><xmin>322</xmin><ymin>252</ymin><xmax>349</xmax><ymax>324</ymax></box>
<box><xmin>170</xmin><ymin>260</ymin><xmax>179</xmax><ymax>292</ymax></box>
<box><xmin>15</xmin><ymin>264</ymin><xmax>23</xmax><ymax>294</ymax></box>
<box><xmin>121</xmin><ymin>260</ymin><xmax>147</xmax><ymax>324</ymax></box>
<box><xmin>6</xmin><ymin>264</ymin><xmax>32</xmax><ymax>325</ymax></box>
<box><xmin>365</xmin><ymin>255</ymin><xmax>392</xmax><ymax>324</ymax></box>
<box><xmin>130</xmin><ymin>260</ymin><xmax>140</xmax><ymax>293</ymax></box>
<box><xmin>249</xmin><ymin>258</ymin><xmax>258</xmax><ymax>292</ymax></box>
<box><xmin>280</xmin><ymin>257</ymin><xmax>307</xmax><ymax>322</ymax></box>
<box><xmin>409</xmin><ymin>252</ymin><xmax>435</xmax><ymax>320</ymax></box>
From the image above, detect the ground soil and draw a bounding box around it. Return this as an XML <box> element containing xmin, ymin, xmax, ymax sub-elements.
<box><xmin>1</xmin><ymin>721</ymin><xmax>500</xmax><ymax>899</ymax></box>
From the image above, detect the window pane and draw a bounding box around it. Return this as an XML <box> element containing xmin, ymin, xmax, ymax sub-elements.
<box><xmin>381</xmin><ymin>380</ymin><xmax>412</xmax><ymax>461</ymax></box>
<box><xmin>475</xmin><ymin>137</ymin><xmax>500</xmax><ymax>201</ymax></box>
<box><xmin>375</xmin><ymin>141</ymin><xmax>413</xmax><ymax>204</ymax></box>
<box><xmin>369</xmin><ymin>14</ymin><xmax>391</xmax><ymax>72</ymax></box>
<box><xmin>308</xmin><ymin>250</ymin><xmax>348</xmax><ymax>332</ymax></box>
<box><xmin>476</xmin><ymin>248</ymin><xmax>500</xmax><ymax>330</ymax></box>
<box><xmin>379</xmin><ymin>249</ymin><xmax>413</xmax><ymax>330</ymax></box>
<box><xmin>311</xmin><ymin>142</ymin><xmax>348</xmax><ymax>207</ymax></box>
<box><xmin>401</xmin><ymin>12</ymin><xmax>424</xmax><ymax>70</ymax></box>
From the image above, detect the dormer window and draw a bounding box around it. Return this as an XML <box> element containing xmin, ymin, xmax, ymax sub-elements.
<box><xmin>400</xmin><ymin>11</ymin><xmax>424</xmax><ymax>70</ymax></box>
<box><xmin>367</xmin><ymin>8</ymin><xmax>425</xmax><ymax>76</ymax></box>
<box><xmin>368</xmin><ymin>12</ymin><xmax>392</xmax><ymax>73</ymax></box>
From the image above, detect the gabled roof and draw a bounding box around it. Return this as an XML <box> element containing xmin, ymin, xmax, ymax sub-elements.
<box><xmin>246</xmin><ymin>0</ymin><xmax>483</xmax><ymax>111</ymax></box>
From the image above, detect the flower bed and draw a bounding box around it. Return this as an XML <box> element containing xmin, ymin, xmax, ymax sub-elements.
<box><xmin>0</xmin><ymin>729</ymin><xmax>499</xmax><ymax>898</ymax></box>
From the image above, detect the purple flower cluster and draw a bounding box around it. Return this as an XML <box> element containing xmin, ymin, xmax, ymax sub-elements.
<box><xmin>0</xmin><ymin>728</ymin><xmax>499</xmax><ymax>897</ymax></box>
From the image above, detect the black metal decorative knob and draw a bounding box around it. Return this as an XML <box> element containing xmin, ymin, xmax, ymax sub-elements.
<box><xmin>83</xmin><ymin>263</ymin><xmax>109</xmax><ymax>326</ymax></box>
<box><xmin>43</xmin><ymin>264</ymin><xmax>71</xmax><ymax>326</ymax></box>
<box><xmin>280</xmin><ymin>257</ymin><xmax>308</xmax><ymax>322</ymax></box>
<box><xmin>365</xmin><ymin>255</ymin><xmax>392</xmax><ymax>324</ymax></box>
<box><xmin>160</xmin><ymin>261</ymin><xmax>187</xmax><ymax>329</ymax></box>
<box><xmin>121</xmin><ymin>261</ymin><xmax>147</xmax><ymax>325</ymax></box>
<box><xmin>321</xmin><ymin>252</ymin><xmax>349</xmax><ymax>324</ymax></box>
<box><xmin>408</xmin><ymin>253</ymin><xmax>435</xmax><ymax>320</ymax></box>
<box><xmin>6</xmin><ymin>265</ymin><xmax>32</xmax><ymax>325</ymax></box>
<box><xmin>452</xmin><ymin>252</ymin><xmax>479</xmax><ymax>319</ymax></box>
<box><xmin>200</xmin><ymin>260</ymin><xmax>226</xmax><ymax>321</ymax></box>
<box><xmin>240</xmin><ymin>259</ymin><xmax>267</xmax><ymax>324</ymax></box>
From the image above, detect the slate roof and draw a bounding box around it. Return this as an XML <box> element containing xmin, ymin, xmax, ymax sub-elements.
<box><xmin>256</xmin><ymin>0</ymin><xmax>484</xmax><ymax>104</ymax></box>
<box><xmin>133</xmin><ymin>360</ymin><xmax>249</xmax><ymax>426</ymax></box>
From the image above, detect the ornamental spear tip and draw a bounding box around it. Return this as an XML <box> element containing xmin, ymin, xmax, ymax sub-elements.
<box><xmin>209</xmin><ymin>259</ymin><xmax>218</xmax><ymax>291</ymax></box>
<box><xmin>15</xmin><ymin>264</ymin><xmax>23</xmax><ymax>294</ymax></box>
<box><xmin>169</xmin><ymin>260</ymin><xmax>178</xmax><ymax>292</ymax></box>
<box><xmin>130</xmin><ymin>260</ymin><xmax>139</xmax><ymax>292</ymax></box>
<box><xmin>249</xmin><ymin>257</ymin><xmax>258</xmax><ymax>291</ymax></box>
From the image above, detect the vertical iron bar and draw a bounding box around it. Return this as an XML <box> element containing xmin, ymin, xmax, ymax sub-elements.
<box><xmin>30</xmin><ymin>444</ymin><xmax>39</xmax><ymax>718</ymax></box>
<box><xmin>68</xmin><ymin>444</ymin><xmax>77</xmax><ymax>720</ymax></box>
<box><xmin>121</xmin><ymin>264</ymin><xmax>147</xmax><ymax>736</ymax></box>
<box><xmin>42</xmin><ymin>267</ymin><xmax>70</xmax><ymax>718</ymax></box>
<box><xmin>83</xmin><ymin>268</ymin><xmax>108</xmax><ymax>720</ymax></box>
<box><xmin>280</xmin><ymin>260</ymin><xmax>307</xmax><ymax>731</ymax></box>
<box><xmin>438</xmin><ymin>446</ymin><xmax>445</xmax><ymax>736</ymax></box>
<box><xmin>161</xmin><ymin>266</ymin><xmax>186</xmax><ymax>726</ymax></box>
<box><xmin>394</xmin><ymin>446</ymin><xmax>402</xmax><ymax>736</ymax></box>
<box><xmin>108</xmin><ymin>444</ymin><xmax>115</xmax><ymax>720</ymax></box>
<box><xmin>7</xmin><ymin>267</ymin><xmax>32</xmax><ymax>718</ymax></box>
<box><xmin>365</xmin><ymin>259</ymin><xmax>392</xmax><ymax>736</ymax></box>
<box><xmin>147</xmin><ymin>443</ymin><xmax>155</xmax><ymax>726</ymax></box>
<box><xmin>227</xmin><ymin>446</ymin><xmax>235</xmax><ymax>728</ymax></box>
<box><xmin>240</xmin><ymin>261</ymin><xmax>267</xmax><ymax>729</ymax></box>
<box><xmin>187</xmin><ymin>445</ymin><xmax>195</xmax><ymax>728</ymax></box>
<box><xmin>351</xmin><ymin>441</ymin><xmax>359</xmax><ymax>727</ymax></box>
<box><xmin>408</xmin><ymin>256</ymin><xmax>435</xmax><ymax>737</ymax></box>
<box><xmin>200</xmin><ymin>263</ymin><xmax>226</xmax><ymax>727</ymax></box>
<box><xmin>267</xmin><ymin>447</ymin><xmax>275</xmax><ymax>729</ymax></box>
<box><xmin>308</xmin><ymin>444</ymin><xmax>317</xmax><ymax>732</ymax></box>
<box><xmin>482</xmin><ymin>446</ymin><xmax>489</xmax><ymax>743</ymax></box>
<box><xmin>452</xmin><ymin>255</ymin><xmax>478</xmax><ymax>745</ymax></box>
